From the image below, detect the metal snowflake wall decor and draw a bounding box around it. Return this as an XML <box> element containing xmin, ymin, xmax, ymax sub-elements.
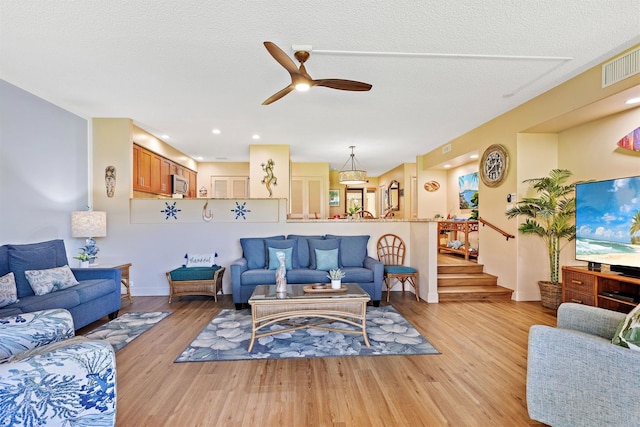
<box><xmin>231</xmin><ymin>201</ymin><xmax>251</xmax><ymax>220</ymax></box>
<box><xmin>161</xmin><ymin>201</ymin><xmax>181</xmax><ymax>220</ymax></box>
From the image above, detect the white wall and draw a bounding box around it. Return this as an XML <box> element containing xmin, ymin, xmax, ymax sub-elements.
<box><xmin>0</xmin><ymin>80</ymin><xmax>89</xmax><ymax>248</ymax></box>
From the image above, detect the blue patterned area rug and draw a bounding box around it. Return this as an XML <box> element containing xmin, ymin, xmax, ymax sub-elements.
<box><xmin>84</xmin><ymin>312</ymin><xmax>172</xmax><ymax>352</ymax></box>
<box><xmin>175</xmin><ymin>306</ymin><xmax>439</xmax><ymax>362</ymax></box>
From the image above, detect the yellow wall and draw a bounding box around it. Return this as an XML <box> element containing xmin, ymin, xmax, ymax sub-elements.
<box><xmin>418</xmin><ymin>43</ymin><xmax>640</xmax><ymax>300</ymax></box>
<box><xmin>195</xmin><ymin>162</ymin><xmax>249</xmax><ymax>196</ymax></box>
<box><xmin>378</xmin><ymin>164</ymin><xmax>414</xmax><ymax>219</ymax></box>
<box><xmin>249</xmin><ymin>145</ymin><xmax>290</xmax><ymax>200</ymax></box>
<box><xmin>328</xmin><ymin>171</ymin><xmax>378</xmax><ymax>217</ymax></box>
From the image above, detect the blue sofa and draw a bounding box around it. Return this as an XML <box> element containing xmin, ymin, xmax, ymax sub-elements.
<box><xmin>0</xmin><ymin>239</ymin><xmax>121</xmax><ymax>329</ymax></box>
<box><xmin>230</xmin><ymin>234</ymin><xmax>383</xmax><ymax>309</ymax></box>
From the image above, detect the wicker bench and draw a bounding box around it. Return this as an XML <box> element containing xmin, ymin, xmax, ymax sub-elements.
<box><xmin>165</xmin><ymin>266</ymin><xmax>225</xmax><ymax>303</ymax></box>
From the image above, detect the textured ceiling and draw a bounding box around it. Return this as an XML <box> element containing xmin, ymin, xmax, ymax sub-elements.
<box><xmin>1</xmin><ymin>1</ymin><xmax>639</xmax><ymax>176</ymax></box>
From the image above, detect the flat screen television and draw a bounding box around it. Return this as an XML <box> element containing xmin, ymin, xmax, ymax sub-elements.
<box><xmin>575</xmin><ymin>175</ymin><xmax>640</xmax><ymax>278</ymax></box>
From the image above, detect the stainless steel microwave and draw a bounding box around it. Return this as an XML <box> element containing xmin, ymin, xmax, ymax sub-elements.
<box><xmin>172</xmin><ymin>174</ymin><xmax>189</xmax><ymax>195</ymax></box>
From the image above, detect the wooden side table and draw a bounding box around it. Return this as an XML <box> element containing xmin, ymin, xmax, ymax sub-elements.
<box><xmin>115</xmin><ymin>263</ymin><xmax>133</xmax><ymax>303</ymax></box>
<box><xmin>90</xmin><ymin>262</ymin><xmax>133</xmax><ymax>302</ymax></box>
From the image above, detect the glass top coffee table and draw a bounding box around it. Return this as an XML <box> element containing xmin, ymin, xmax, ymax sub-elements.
<box><xmin>247</xmin><ymin>283</ymin><xmax>371</xmax><ymax>352</ymax></box>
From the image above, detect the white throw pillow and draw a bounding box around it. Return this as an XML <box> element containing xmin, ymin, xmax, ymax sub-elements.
<box><xmin>0</xmin><ymin>272</ymin><xmax>19</xmax><ymax>307</ymax></box>
<box><xmin>184</xmin><ymin>253</ymin><xmax>217</xmax><ymax>268</ymax></box>
<box><xmin>25</xmin><ymin>265</ymin><xmax>79</xmax><ymax>295</ymax></box>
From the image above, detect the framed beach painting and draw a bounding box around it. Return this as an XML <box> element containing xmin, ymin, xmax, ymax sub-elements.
<box><xmin>329</xmin><ymin>189</ymin><xmax>340</xmax><ymax>206</ymax></box>
<box><xmin>458</xmin><ymin>172</ymin><xmax>479</xmax><ymax>209</ymax></box>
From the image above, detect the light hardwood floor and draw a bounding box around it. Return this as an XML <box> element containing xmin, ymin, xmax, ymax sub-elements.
<box><xmin>79</xmin><ymin>293</ymin><xmax>556</xmax><ymax>426</ymax></box>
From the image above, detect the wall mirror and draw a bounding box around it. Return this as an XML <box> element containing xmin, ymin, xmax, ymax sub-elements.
<box><xmin>388</xmin><ymin>180</ymin><xmax>400</xmax><ymax>211</ymax></box>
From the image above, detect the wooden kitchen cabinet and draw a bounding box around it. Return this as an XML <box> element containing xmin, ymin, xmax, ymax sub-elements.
<box><xmin>133</xmin><ymin>144</ymin><xmax>197</xmax><ymax>197</ymax></box>
<box><xmin>160</xmin><ymin>158</ymin><xmax>172</xmax><ymax>195</ymax></box>
<box><xmin>133</xmin><ymin>144</ymin><xmax>153</xmax><ymax>191</ymax></box>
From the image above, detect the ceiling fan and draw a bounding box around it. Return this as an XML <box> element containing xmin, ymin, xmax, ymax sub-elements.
<box><xmin>262</xmin><ymin>41</ymin><xmax>372</xmax><ymax>105</ymax></box>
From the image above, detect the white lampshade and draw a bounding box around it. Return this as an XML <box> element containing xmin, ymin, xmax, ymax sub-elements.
<box><xmin>338</xmin><ymin>170</ymin><xmax>367</xmax><ymax>185</ymax></box>
<box><xmin>71</xmin><ymin>211</ymin><xmax>107</xmax><ymax>238</ymax></box>
<box><xmin>338</xmin><ymin>145</ymin><xmax>367</xmax><ymax>185</ymax></box>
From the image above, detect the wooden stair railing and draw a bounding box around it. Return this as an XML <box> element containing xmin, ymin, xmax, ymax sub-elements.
<box><xmin>477</xmin><ymin>217</ymin><xmax>515</xmax><ymax>241</ymax></box>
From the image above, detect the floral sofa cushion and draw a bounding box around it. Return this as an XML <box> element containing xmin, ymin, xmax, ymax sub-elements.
<box><xmin>0</xmin><ymin>308</ymin><xmax>74</xmax><ymax>361</ymax></box>
<box><xmin>0</xmin><ymin>308</ymin><xmax>116</xmax><ymax>427</ymax></box>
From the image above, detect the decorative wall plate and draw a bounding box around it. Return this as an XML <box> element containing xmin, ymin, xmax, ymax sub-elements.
<box><xmin>423</xmin><ymin>181</ymin><xmax>440</xmax><ymax>192</ymax></box>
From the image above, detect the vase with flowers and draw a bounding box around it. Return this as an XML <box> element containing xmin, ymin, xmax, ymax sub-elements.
<box><xmin>74</xmin><ymin>251</ymin><xmax>95</xmax><ymax>268</ymax></box>
<box><xmin>327</xmin><ymin>268</ymin><xmax>346</xmax><ymax>289</ymax></box>
<box><xmin>347</xmin><ymin>200</ymin><xmax>361</xmax><ymax>219</ymax></box>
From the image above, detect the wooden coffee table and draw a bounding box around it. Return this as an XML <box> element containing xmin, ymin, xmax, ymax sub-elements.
<box><xmin>247</xmin><ymin>283</ymin><xmax>371</xmax><ymax>352</ymax></box>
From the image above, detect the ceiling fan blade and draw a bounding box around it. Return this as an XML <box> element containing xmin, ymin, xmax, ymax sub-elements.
<box><xmin>263</xmin><ymin>41</ymin><xmax>300</xmax><ymax>76</ymax></box>
<box><xmin>262</xmin><ymin>85</ymin><xmax>295</xmax><ymax>105</ymax></box>
<box><xmin>314</xmin><ymin>79</ymin><xmax>372</xmax><ymax>91</ymax></box>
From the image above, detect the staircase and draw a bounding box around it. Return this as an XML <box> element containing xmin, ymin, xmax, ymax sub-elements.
<box><xmin>437</xmin><ymin>254</ymin><xmax>513</xmax><ymax>301</ymax></box>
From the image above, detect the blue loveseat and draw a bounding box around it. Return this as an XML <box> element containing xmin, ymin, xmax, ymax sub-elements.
<box><xmin>230</xmin><ymin>234</ymin><xmax>383</xmax><ymax>309</ymax></box>
<box><xmin>0</xmin><ymin>239</ymin><xmax>121</xmax><ymax>329</ymax></box>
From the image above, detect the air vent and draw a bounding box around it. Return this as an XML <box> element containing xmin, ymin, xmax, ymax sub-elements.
<box><xmin>602</xmin><ymin>47</ymin><xmax>640</xmax><ymax>88</ymax></box>
<box><xmin>442</xmin><ymin>144</ymin><xmax>452</xmax><ymax>154</ymax></box>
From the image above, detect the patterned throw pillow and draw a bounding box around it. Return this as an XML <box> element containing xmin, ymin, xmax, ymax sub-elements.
<box><xmin>0</xmin><ymin>272</ymin><xmax>19</xmax><ymax>308</ymax></box>
<box><xmin>612</xmin><ymin>303</ymin><xmax>640</xmax><ymax>351</ymax></box>
<box><xmin>24</xmin><ymin>265</ymin><xmax>79</xmax><ymax>296</ymax></box>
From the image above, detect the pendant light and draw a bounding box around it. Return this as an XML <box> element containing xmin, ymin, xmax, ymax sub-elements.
<box><xmin>338</xmin><ymin>146</ymin><xmax>367</xmax><ymax>185</ymax></box>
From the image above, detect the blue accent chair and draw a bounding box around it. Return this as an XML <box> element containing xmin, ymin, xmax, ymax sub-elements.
<box><xmin>376</xmin><ymin>234</ymin><xmax>419</xmax><ymax>302</ymax></box>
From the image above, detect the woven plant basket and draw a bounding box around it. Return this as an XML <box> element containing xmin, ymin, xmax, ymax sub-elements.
<box><xmin>538</xmin><ymin>281</ymin><xmax>562</xmax><ymax>310</ymax></box>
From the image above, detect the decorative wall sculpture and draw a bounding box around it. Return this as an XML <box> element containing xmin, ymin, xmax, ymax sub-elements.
<box><xmin>105</xmin><ymin>166</ymin><xmax>116</xmax><ymax>197</ymax></box>
<box><xmin>261</xmin><ymin>158</ymin><xmax>277</xmax><ymax>197</ymax></box>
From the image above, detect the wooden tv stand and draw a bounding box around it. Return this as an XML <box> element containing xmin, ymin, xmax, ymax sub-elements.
<box><xmin>562</xmin><ymin>265</ymin><xmax>640</xmax><ymax>313</ymax></box>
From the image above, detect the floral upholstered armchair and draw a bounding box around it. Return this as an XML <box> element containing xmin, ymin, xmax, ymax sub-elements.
<box><xmin>0</xmin><ymin>309</ymin><xmax>116</xmax><ymax>426</ymax></box>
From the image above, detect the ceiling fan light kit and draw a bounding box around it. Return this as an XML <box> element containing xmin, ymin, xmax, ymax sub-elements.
<box><xmin>262</xmin><ymin>41</ymin><xmax>372</xmax><ymax>105</ymax></box>
<box><xmin>338</xmin><ymin>146</ymin><xmax>367</xmax><ymax>185</ymax></box>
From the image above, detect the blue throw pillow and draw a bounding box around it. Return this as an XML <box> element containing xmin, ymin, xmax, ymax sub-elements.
<box><xmin>315</xmin><ymin>248</ymin><xmax>339</xmax><ymax>271</ymax></box>
<box><xmin>267</xmin><ymin>247</ymin><xmax>293</xmax><ymax>270</ymax></box>
<box><xmin>326</xmin><ymin>234</ymin><xmax>370</xmax><ymax>267</ymax></box>
<box><xmin>240</xmin><ymin>235</ymin><xmax>285</xmax><ymax>269</ymax></box>
<box><xmin>286</xmin><ymin>235</ymin><xmax>325</xmax><ymax>268</ymax></box>
<box><xmin>264</xmin><ymin>239</ymin><xmax>299</xmax><ymax>269</ymax></box>
<box><xmin>308</xmin><ymin>238</ymin><xmax>341</xmax><ymax>270</ymax></box>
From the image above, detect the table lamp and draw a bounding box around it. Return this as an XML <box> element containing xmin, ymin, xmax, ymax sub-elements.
<box><xmin>71</xmin><ymin>211</ymin><xmax>107</xmax><ymax>262</ymax></box>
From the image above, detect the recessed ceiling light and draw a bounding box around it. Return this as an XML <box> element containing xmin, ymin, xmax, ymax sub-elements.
<box><xmin>196</xmin><ymin>156</ymin><xmax>203</xmax><ymax>161</ymax></box>
<box><xmin>212</xmin><ymin>129</ymin><xmax>221</xmax><ymax>134</ymax></box>
<box><xmin>161</xmin><ymin>134</ymin><xmax>170</xmax><ymax>139</ymax></box>
<box><xmin>444</xmin><ymin>164</ymin><xmax>451</xmax><ymax>168</ymax></box>
<box><xmin>470</xmin><ymin>154</ymin><xmax>479</xmax><ymax>159</ymax></box>
<box><xmin>252</xmin><ymin>134</ymin><xmax>260</xmax><ymax>140</ymax></box>
<box><xmin>625</xmin><ymin>97</ymin><xmax>640</xmax><ymax>105</ymax></box>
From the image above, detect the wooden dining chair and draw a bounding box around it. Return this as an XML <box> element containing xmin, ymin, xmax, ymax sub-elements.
<box><xmin>376</xmin><ymin>234</ymin><xmax>419</xmax><ymax>302</ymax></box>
<box><xmin>360</xmin><ymin>210</ymin><xmax>375</xmax><ymax>219</ymax></box>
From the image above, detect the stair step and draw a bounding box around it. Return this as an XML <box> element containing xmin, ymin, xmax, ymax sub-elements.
<box><xmin>438</xmin><ymin>264</ymin><xmax>485</xmax><ymax>274</ymax></box>
<box><xmin>438</xmin><ymin>273</ymin><xmax>497</xmax><ymax>287</ymax></box>
<box><xmin>438</xmin><ymin>285</ymin><xmax>513</xmax><ymax>301</ymax></box>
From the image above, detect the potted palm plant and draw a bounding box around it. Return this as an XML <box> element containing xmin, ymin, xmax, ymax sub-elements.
<box><xmin>505</xmin><ymin>169</ymin><xmax>578</xmax><ymax>309</ymax></box>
